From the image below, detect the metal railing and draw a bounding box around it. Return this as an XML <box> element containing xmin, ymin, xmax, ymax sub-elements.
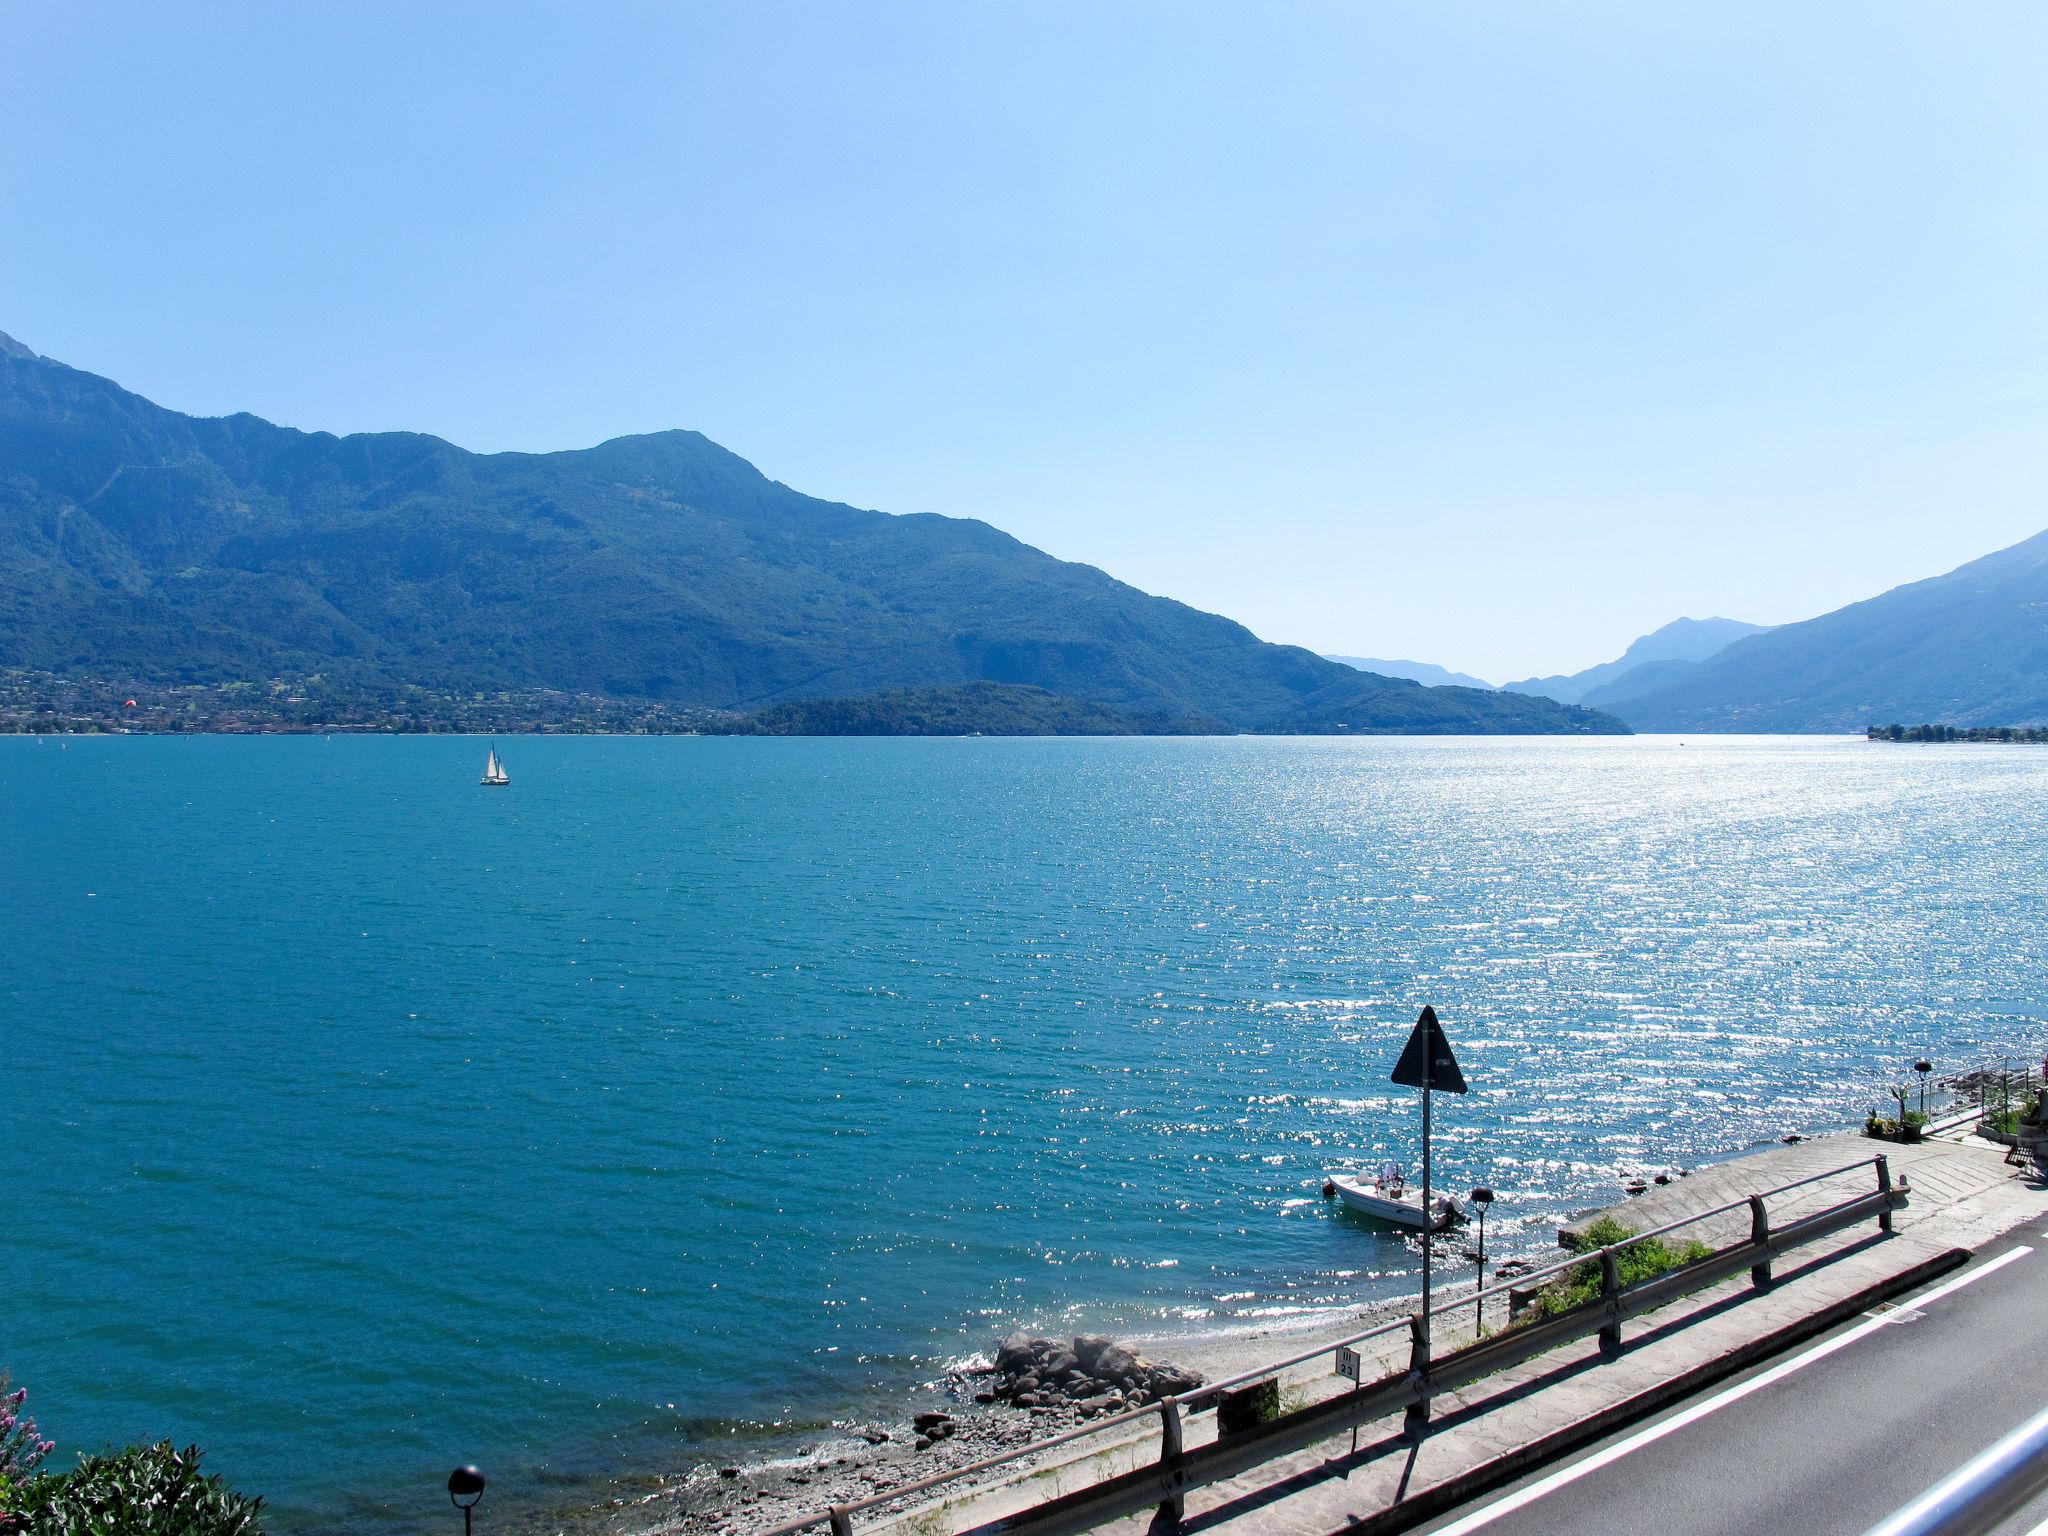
<box><xmin>1861</xmin><ymin>1401</ymin><xmax>2048</xmax><ymax>1536</ymax></box>
<box><xmin>760</xmin><ymin>1155</ymin><xmax>1907</xmax><ymax>1536</ymax></box>
<box><xmin>1942</xmin><ymin>1055</ymin><xmax>2043</xmax><ymax>1128</ymax></box>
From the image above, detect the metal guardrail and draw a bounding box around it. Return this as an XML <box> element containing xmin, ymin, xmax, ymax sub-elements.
<box><xmin>760</xmin><ymin>1155</ymin><xmax>1907</xmax><ymax>1536</ymax></box>
<box><xmin>1861</xmin><ymin>1401</ymin><xmax>2048</xmax><ymax>1536</ymax></box>
<box><xmin>1942</xmin><ymin>1055</ymin><xmax>2043</xmax><ymax>1125</ymax></box>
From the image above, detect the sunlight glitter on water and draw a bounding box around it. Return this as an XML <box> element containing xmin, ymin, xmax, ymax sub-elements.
<box><xmin>5</xmin><ymin>733</ymin><xmax>2047</xmax><ymax>1530</ymax></box>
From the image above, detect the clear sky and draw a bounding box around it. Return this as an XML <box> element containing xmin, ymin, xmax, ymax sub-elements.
<box><xmin>5</xmin><ymin>3</ymin><xmax>2046</xmax><ymax>681</ymax></box>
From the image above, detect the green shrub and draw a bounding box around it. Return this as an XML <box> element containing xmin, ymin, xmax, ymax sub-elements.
<box><xmin>1519</xmin><ymin>1216</ymin><xmax>1713</xmax><ymax>1321</ymax></box>
<box><xmin>18</xmin><ymin>1443</ymin><xmax>263</xmax><ymax>1536</ymax></box>
<box><xmin>1985</xmin><ymin>1095</ymin><xmax>2038</xmax><ymax>1135</ymax></box>
<box><xmin>1991</xmin><ymin>1092</ymin><xmax>2043</xmax><ymax>1134</ymax></box>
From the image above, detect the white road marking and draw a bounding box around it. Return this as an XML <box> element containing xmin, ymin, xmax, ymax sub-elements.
<box><xmin>1425</xmin><ymin>1245</ymin><xmax>2036</xmax><ymax>1536</ymax></box>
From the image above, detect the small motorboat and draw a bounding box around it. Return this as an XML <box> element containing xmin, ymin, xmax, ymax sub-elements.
<box><xmin>1324</xmin><ymin>1162</ymin><xmax>1464</xmax><ymax>1232</ymax></box>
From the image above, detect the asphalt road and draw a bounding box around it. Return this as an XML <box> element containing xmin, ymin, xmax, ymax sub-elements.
<box><xmin>1414</xmin><ymin>1226</ymin><xmax>2048</xmax><ymax>1536</ymax></box>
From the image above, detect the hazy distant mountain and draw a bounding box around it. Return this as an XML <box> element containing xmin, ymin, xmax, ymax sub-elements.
<box><xmin>1505</xmin><ymin>618</ymin><xmax>1771</xmax><ymax>705</ymax></box>
<box><xmin>1599</xmin><ymin>533</ymin><xmax>2048</xmax><ymax>731</ymax></box>
<box><xmin>1326</xmin><ymin>656</ymin><xmax>1494</xmax><ymax>690</ymax></box>
<box><xmin>0</xmin><ymin>331</ymin><xmax>1626</xmax><ymax>735</ymax></box>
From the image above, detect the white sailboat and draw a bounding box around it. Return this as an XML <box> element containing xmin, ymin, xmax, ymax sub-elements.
<box><xmin>481</xmin><ymin>743</ymin><xmax>510</xmax><ymax>786</ymax></box>
<box><xmin>1324</xmin><ymin>1162</ymin><xmax>1463</xmax><ymax>1232</ymax></box>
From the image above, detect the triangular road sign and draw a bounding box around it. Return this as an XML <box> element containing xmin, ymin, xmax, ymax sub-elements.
<box><xmin>1390</xmin><ymin>1005</ymin><xmax>1467</xmax><ymax>1093</ymax></box>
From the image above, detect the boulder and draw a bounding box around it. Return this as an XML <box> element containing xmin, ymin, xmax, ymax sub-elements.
<box><xmin>912</xmin><ymin>1411</ymin><xmax>953</xmax><ymax>1433</ymax></box>
<box><xmin>996</xmin><ymin>1333</ymin><xmax>1040</xmax><ymax>1371</ymax></box>
<box><xmin>1093</xmin><ymin>1344</ymin><xmax>1141</xmax><ymax>1385</ymax></box>
<box><xmin>1139</xmin><ymin>1362</ymin><xmax>1204</xmax><ymax>1398</ymax></box>
<box><xmin>987</xmin><ymin>1330</ymin><xmax>1204</xmax><ymax>1410</ymax></box>
<box><xmin>1072</xmin><ymin>1334</ymin><xmax>1116</xmax><ymax>1371</ymax></box>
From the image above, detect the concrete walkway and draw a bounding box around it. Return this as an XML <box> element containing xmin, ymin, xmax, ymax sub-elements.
<box><xmin>869</xmin><ymin>1131</ymin><xmax>2047</xmax><ymax>1536</ymax></box>
<box><xmin>1557</xmin><ymin>1130</ymin><xmax>2018</xmax><ymax>1249</ymax></box>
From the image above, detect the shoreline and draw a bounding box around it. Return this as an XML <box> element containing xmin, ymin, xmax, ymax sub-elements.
<box><xmin>571</xmin><ymin>1124</ymin><xmax>1859</xmax><ymax>1536</ymax></box>
<box><xmin>520</xmin><ymin>1285</ymin><xmax>1453</xmax><ymax>1536</ymax></box>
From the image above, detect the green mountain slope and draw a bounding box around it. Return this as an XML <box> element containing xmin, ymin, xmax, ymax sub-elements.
<box><xmin>1607</xmin><ymin>534</ymin><xmax>2048</xmax><ymax>731</ymax></box>
<box><xmin>0</xmin><ymin>332</ymin><xmax>1625</xmax><ymax>734</ymax></box>
<box><xmin>707</xmin><ymin>682</ymin><xmax>1222</xmax><ymax>736</ymax></box>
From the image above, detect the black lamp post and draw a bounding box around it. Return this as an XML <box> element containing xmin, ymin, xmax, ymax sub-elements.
<box><xmin>1914</xmin><ymin>1060</ymin><xmax>1932</xmax><ymax>1120</ymax></box>
<box><xmin>1469</xmin><ymin>1186</ymin><xmax>1495</xmax><ymax>1333</ymax></box>
<box><xmin>448</xmin><ymin>1466</ymin><xmax>486</xmax><ymax>1536</ymax></box>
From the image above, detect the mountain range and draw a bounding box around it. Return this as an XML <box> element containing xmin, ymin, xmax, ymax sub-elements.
<box><xmin>1326</xmin><ymin>656</ymin><xmax>1494</xmax><ymax>690</ymax></box>
<box><xmin>0</xmin><ymin>332</ymin><xmax>1623</xmax><ymax>735</ymax></box>
<box><xmin>1600</xmin><ymin>534</ymin><xmax>2048</xmax><ymax>731</ymax></box>
<box><xmin>1504</xmin><ymin>617</ymin><xmax>1771</xmax><ymax>707</ymax></box>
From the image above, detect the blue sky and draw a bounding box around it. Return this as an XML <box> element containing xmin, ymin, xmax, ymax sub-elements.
<box><xmin>5</xmin><ymin>2</ymin><xmax>2046</xmax><ymax>680</ymax></box>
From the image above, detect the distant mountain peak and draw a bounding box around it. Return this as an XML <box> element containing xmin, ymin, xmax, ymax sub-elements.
<box><xmin>1325</xmin><ymin>656</ymin><xmax>1495</xmax><ymax>690</ymax></box>
<box><xmin>0</xmin><ymin>330</ymin><xmax>41</xmax><ymax>361</ymax></box>
<box><xmin>1615</xmin><ymin>616</ymin><xmax>1767</xmax><ymax>665</ymax></box>
<box><xmin>1591</xmin><ymin>536</ymin><xmax>2048</xmax><ymax>731</ymax></box>
<box><xmin>1504</xmin><ymin>616</ymin><xmax>1770</xmax><ymax>706</ymax></box>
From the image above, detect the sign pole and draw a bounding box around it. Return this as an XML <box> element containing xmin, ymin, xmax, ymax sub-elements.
<box><xmin>1391</xmin><ymin>1005</ymin><xmax>1465</xmax><ymax>1381</ymax></box>
<box><xmin>1420</xmin><ymin>1075</ymin><xmax>1433</xmax><ymax>1354</ymax></box>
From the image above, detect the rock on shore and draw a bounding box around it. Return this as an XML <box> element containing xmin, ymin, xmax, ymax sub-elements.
<box><xmin>637</xmin><ymin>1333</ymin><xmax>1208</xmax><ymax>1536</ymax></box>
<box><xmin>989</xmin><ymin>1332</ymin><xmax>1204</xmax><ymax>1416</ymax></box>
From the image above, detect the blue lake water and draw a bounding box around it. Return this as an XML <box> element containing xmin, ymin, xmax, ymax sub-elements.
<box><xmin>4</xmin><ymin>734</ymin><xmax>2045</xmax><ymax>1529</ymax></box>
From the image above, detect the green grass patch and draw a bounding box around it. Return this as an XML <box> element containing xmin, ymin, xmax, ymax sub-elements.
<box><xmin>1518</xmin><ymin>1215</ymin><xmax>1713</xmax><ymax>1322</ymax></box>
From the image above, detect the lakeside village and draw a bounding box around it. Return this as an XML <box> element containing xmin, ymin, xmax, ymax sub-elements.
<box><xmin>10</xmin><ymin>669</ymin><xmax>2048</xmax><ymax>742</ymax></box>
<box><xmin>6</xmin><ymin>1015</ymin><xmax>2045</xmax><ymax>1536</ymax></box>
<box><xmin>1867</xmin><ymin>723</ymin><xmax>2048</xmax><ymax>743</ymax></box>
<box><xmin>0</xmin><ymin>669</ymin><xmax>727</xmax><ymax>735</ymax></box>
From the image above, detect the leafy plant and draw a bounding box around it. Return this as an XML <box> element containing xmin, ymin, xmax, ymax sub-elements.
<box><xmin>0</xmin><ymin>1381</ymin><xmax>56</xmax><ymax>1533</ymax></box>
<box><xmin>1518</xmin><ymin>1216</ymin><xmax>1712</xmax><ymax>1322</ymax></box>
<box><xmin>1864</xmin><ymin>1107</ymin><xmax>1926</xmax><ymax>1143</ymax></box>
<box><xmin>18</xmin><ymin>1442</ymin><xmax>264</xmax><ymax>1536</ymax></box>
<box><xmin>1985</xmin><ymin>1094</ymin><xmax>2039</xmax><ymax>1135</ymax></box>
